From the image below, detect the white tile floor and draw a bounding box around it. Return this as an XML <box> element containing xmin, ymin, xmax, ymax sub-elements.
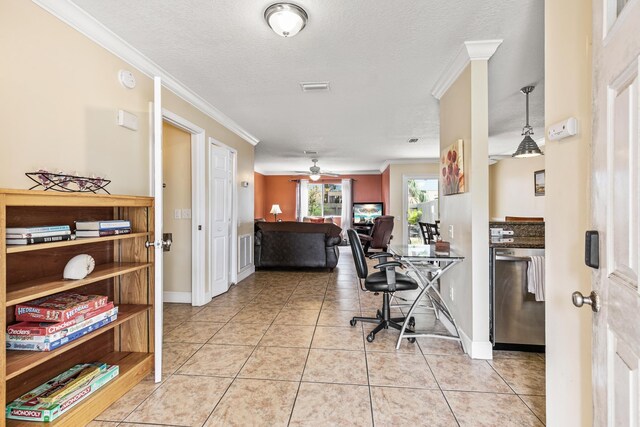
<box><xmin>92</xmin><ymin>247</ymin><xmax>545</xmax><ymax>426</ymax></box>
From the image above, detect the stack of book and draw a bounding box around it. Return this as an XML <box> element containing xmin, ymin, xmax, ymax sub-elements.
<box><xmin>6</xmin><ymin>362</ymin><xmax>119</xmax><ymax>422</ymax></box>
<box><xmin>75</xmin><ymin>219</ymin><xmax>131</xmax><ymax>238</ymax></box>
<box><xmin>6</xmin><ymin>225</ymin><xmax>72</xmax><ymax>245</ymax></box>
<box><xmin>7</xmin><ymin>292</ymin><xmax>117</xmax><ymax>351</ymax></box>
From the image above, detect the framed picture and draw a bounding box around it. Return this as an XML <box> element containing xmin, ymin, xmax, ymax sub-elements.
<box><xmin>534</xmin><ymin>169</ymin><xmax>545</xmax><ymax>196</ymax></box>
<box><xmin>440</xmin><ymin>139</ymin><xmax>465</xmax><ymax>196</ymax></box>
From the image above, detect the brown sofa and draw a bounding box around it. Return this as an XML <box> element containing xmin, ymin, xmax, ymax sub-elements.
<box><xmin>254</xmin><ymin>221</ymin><xmax>342</xmax><ymax>270</ymax></box>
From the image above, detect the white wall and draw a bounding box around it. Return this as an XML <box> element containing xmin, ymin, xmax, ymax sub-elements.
<box><xmin>489</xmin><ymin>156</ymin><xmax>545</xmax><ymax>220</ymax></box>
<box><xmin>439</xmin><ymin>62</ymin><xmax>491</xmax><ymax>358</ymax></box>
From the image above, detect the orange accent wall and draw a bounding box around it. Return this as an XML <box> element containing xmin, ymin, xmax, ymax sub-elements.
<box><xmin>263</xmin><ymin>175</ymin><xmax>298</xmax><ymax>222</ymax></box>
<box><xmin>381</xmin><ymin>166</ymin><xmax>390</xmax><ymax>215</ymax></box>
<box><xmin>254</xmin><ymin>172</ymin><xmax>266</xmax><ymax>219</ymax></box>
<box><xmin>257</xmin><ymin>174</ymin><xmax>383</xmax><ymax>221</ymax></box>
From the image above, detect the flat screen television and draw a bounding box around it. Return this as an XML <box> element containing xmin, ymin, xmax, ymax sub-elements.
<box><xmin>352</xmin><ymin>202</ymin><xmax>384</xmax><ymax>224</ymax></box>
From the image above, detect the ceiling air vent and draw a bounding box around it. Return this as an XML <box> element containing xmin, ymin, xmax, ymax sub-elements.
<box><xmin>300</xmin><ymin>82</ymin><xmax>330</xmax><ymax>92</ymax></box>
<box><xmin>408</xmin><ymin>138</ymin><xmax>419</xmax><ymax>143</ymax></box>
<box><xmin>303</xmin><ymin>150</ymin><xmax>318</xmax><ymax>155</ymax></box>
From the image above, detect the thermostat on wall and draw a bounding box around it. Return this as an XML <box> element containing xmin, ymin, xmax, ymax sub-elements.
<box><xmin>548</xmin><ymin>117</ymin><xmax>578</xmax><ymax>141</ymax></box>
<box><xmin>118</xmin><ymin>109</ymin><xmax>138</xmax><ymax>131</ymax></box>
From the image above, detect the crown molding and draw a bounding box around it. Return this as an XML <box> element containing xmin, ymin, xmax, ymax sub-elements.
<box><xmin>32</xmin><ymin>0</ymin><xmax>259</xmax><ymax>146</ymax></box>
<box><xmin>431</xmin><ymin>39</ymin><xmax>503</xmax><ymax>100</ymax></box>
<box><xmin>379</xmin><ymin>158</ymin><xmax>438</xmax><ymax>173</ymax></box>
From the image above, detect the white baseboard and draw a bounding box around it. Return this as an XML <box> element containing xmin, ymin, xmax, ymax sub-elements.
<box><xmin>458</xmin><ymin>328</ymin><xmax>493</xmax><ymax>360</ymax></box>
<box><xmin>163</xmin><ymin>291</ymin><xmax>192</xmax><ymax>304</ymax></box>
<box><xmin>237</xmin><ymin>265</ymin><xmax>255</xmax><ymax>283</ymax></box>
<box><xmin>437</xmin><ymin>309</ymin><xmax>492</xmax><ymax>360</ymax></box>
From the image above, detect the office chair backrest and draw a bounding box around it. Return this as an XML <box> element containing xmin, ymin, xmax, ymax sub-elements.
<box><xmin>347</xmin><ymin>229</ymin><xmax>368</xmax><ymax>279</ymax></box>
<box><xmin>369</xmin><ymin>215</ymin><xmax>394</xmax><ymax>249</ymax></box>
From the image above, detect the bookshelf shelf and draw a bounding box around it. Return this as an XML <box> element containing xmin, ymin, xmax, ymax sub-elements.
<box><xmin>0</xmin><ymin>189</ymin><xmax>156</xmax><ymax>427</ymax></box>
<box><xmin>6</xmin><ymin>304</ymin><xmax>150</xmax><ymax>379</ymax></box>
<box><xmin>6</xmin><ymin>351</ymin><xmax>153</xmax><ymax>427</ymax></box>
<box><xmin>6</xmin><ymin>232</ymin><xmax>151</xmax><ymax>254</ymax></box>
<box><xmin>6</xmin><ymin>262</ymin><xmax>152</xmax><ymax>306</ymax></box>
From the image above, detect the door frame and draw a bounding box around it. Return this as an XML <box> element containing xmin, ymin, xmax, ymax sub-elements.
<box><xmin>161</xmin><ymin>109</ymin><xmax>208</xmax><ymax>306</ymax></box>
<box><xmin>401</xmin><ymin>174</ymin><xmax>438</xmax><ymax>245</ymax></box>
<box><xmin>209</xmin><ymin>137</ymin><xmax>239</xmax><ymax>288</ymax></box>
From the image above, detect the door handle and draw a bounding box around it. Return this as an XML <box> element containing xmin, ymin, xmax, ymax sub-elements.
<box><xmin>572</xmin><ymin>290</ymin><xmax>600</xmax><ymax>312</ymax></box>
<box><xmin>145</xmin><ymin>233</ymin><xmax>173</xmax><ymax>252</ymax></box>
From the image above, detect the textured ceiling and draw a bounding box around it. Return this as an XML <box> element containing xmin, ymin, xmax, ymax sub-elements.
<box><xmin>71</xmin><ymin>0</ymin><xmax>544</xmax><ymax>174</ymax></box>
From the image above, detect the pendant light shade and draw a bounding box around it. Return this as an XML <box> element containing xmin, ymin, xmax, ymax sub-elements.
<box><xmin>264</xmin><ymin>3</ymin><xmax>308</xmax><ymax>38</ymax></box>
<box><xmin>513</xmin><ymin>86</ymin><xmax>544</xmax><ymax>158</ymax></box>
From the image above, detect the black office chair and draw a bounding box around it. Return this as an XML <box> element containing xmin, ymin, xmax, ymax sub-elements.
<box><xmin>347</xmin><ymin>229</ymin><xmax>418</xmax><ymax>343</ymax></box>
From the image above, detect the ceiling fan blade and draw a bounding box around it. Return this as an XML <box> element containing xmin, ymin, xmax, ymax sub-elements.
<box><xmin>321</xmin><ymin>172</ymin><xmax>340</xmax><ymax>177</ymax></box>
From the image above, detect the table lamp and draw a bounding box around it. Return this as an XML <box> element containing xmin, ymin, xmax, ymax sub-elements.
<box><xmin>270</xmin><ymin>204</ymin><xmax>282</xmax><ymax>221</ymax></box>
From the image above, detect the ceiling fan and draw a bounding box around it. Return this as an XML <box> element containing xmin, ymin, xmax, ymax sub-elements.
<box><xmin>293</xmin><ymin>159</ymin><xmax>340</xmax><ymax>181</ymax></box>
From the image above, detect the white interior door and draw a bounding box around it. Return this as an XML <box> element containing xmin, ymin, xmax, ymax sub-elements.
<box><xmin>209</xmin><ymin>143</ymin><xmax>230</xmax><ymax>298</ymax></box>
<box><xmin>152</xmin><ymin>76</ymin><xmax>164</xmax><ymax>383</ymax></box>
<box><xmin>590</xmin><ymin>1</ymin><xmax>640</xmax><ymax>424</ymax></box>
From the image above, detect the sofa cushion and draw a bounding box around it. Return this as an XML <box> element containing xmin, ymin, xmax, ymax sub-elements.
<box><xmin>255</xmin><ymin>221</ymin><xmax>342</xmax><ymax>238</ymax></box>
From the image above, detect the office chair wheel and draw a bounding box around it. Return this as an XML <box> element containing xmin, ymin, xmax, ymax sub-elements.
<box><xmin>408</xmin><ymin>317</ymin><xmax>415</xmax><ymax>328</ymax></box>
<box><xmin>366</xmin><ymin>333</ymin><xmax>375</xmax><ymax>343</ymax></box>
<box><xmin>350</xmin><ymin>319</ymin><xmax>357</xmax><ymax>327</ymax></box>
<box><xmin>407</xmin><ymin>337</ymin><xmax>416</xmax><ymax>344</ymax></box>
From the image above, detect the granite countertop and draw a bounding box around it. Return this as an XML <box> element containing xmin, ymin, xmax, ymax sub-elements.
<box><xmin>490</xmin><ymin>236</ymin><xmax>545</xmax><ymax>248</ymax></box>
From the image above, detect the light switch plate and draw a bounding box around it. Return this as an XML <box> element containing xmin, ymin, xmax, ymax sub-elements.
<box><xmin>448</xmin><ymin>225</ymin><xmax>454</xmax><ymax>239</ymax></box>
<box><xmin>174</xmin><ymin>209</ymin><xmax>181</xmax><ymax>220</ymax></box>
<box><xmin>181</xmin><ymin>209</ymin><xmax>192</xmax><ymax>219</ymax></box>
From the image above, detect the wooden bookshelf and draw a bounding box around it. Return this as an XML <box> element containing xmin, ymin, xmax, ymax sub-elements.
<box><xmin>0</xmin><ymin>189</ymin><xmax>156</xmax><ymax>427</ymax></box>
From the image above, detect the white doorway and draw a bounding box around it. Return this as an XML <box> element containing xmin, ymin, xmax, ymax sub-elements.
<box><xmin>402</xmin><ymin>175</ymin><xmax>439</xmax><ymax>245</ymax></box>
<box><xmin>209</xmin><ymin>137</ymin><xmax>238</xmax><ymax>297</ymax></box>
<box><xmin>161</xmin><ymin>109</ymin><xmax>207</xmax><ymax>306</ymax></box>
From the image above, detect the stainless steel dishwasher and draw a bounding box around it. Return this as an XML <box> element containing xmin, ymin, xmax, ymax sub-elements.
<box><xmin>491</xmin><ymin>247</ymin><xmax>545</xmax><ymax>350</ymax></box>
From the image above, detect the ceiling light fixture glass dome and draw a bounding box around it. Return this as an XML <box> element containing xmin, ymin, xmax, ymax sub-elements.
<box><xmin>309</xmin><ymin>174</ymin><xmax>321</xmax><ymax>181</ymax></box>
<box><xmin>264</xmin><ymin>3</ymin><xmax>308</xmax><ymax>38</ymax></box>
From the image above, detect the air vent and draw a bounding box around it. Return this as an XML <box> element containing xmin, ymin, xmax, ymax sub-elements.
<box><xmin>300</xmin><ymin>82</ymin><xmax>330</xmax><ymax>92</ymax></box>
<box><xmin>408</xmin><ymin>138</ymin><xmax>419</xmax><ymax>143</ymax></box>
<box><xmin>303</xmin><ymin>150</ymin><xmax>318</xmax><ymax>155</ymax></box>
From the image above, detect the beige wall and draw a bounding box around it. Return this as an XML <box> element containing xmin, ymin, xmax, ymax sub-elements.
<box><xmin>439</xmin><ymin>62</ymin><xmax>491</xmax><ymax>357</ymax></box>
<box><xmin>388</xmin><ymin>163</ymin><xmax>440</xmax><ymax>245</ymax></box>
<box><xmin>0</xmin><ymin>1</ymin><xmax>255</xmax><ymax>288</ymax></box>
<box><xmin>489</xmin><ymin>156</ymin><xmax>545</xmax><ymax>220</ymax></box>
<box><xmin>162</xmin><ymin>123</ymin><xmax>192</xmax><ymax>294</ymax></box>
<box><xmin>544</xmin><ymin>0</ymin><xmax>593</xmax><ymax>423</ymax></box>
<box><xmin>0</xmin><ymin>0</ymin><xmax>152</xmax><ymax>195</ymax></box>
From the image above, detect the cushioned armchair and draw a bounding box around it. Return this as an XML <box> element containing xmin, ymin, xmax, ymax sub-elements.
<box><xmin>357</xmin><ymin>215</ymin><xmax>394</xmax><ymax>255</ymax></box>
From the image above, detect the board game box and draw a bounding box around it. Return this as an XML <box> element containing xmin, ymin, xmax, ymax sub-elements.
<box><xmin>6</xmin><ymin>363</ymin><xmax>119</xmax><ymax>422</ymax></box>
<box><xmin>6</xmin><ymin>314</ymin><xmax>117</xmax><ymax>351</ymax></box>
<box><xmin>7</xmin><ymin>306</ymin><xmax>118</xmax><ymax>343</ymax></box>
<box><xmin>8</xmin><ymin>302</ymin><xmax>115</xmax><ymax>337</ymax></box>
<box><xmin>15</xmin><ymin>293</ymin><xmax>109</xmax><ymax>322</ymax></box>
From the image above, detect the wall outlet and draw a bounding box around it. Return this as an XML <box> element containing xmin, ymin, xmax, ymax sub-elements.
<box><xmin>181</xmin><ymin>209</ymin><xmax>192</xmax><ymax>219</ymax></box>
<box><xmin>448</xmin><ymin>224</ymin><xmax>454</xmax><ymax>239</ymax></box>
<box><xmin>174</xmin><ymin>209</ymin><xmax>181</xmax><ymax>220</ymax></box>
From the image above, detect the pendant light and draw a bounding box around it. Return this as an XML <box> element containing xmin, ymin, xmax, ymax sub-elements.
<box><xmin>513</xmin><ymin>86</ymin><xmax>544</xmax><ymax>158</ymax></box>
<box><xmin>264</xmin><ymin>3</ymin><xmax>308</xmax><ymax>38</ymax></box>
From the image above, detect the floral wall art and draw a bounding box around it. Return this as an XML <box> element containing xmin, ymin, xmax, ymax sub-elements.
<box><xmin>441</xmin><ymin>139</ymin><xmax>465</xmax><ymax>195</ymax></box>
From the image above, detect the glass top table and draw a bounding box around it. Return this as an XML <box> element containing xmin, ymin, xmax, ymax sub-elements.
<box><xmin>388</xmin><ymin>244</ymin><xmax>466</xmax><ymax>352</ymax></box>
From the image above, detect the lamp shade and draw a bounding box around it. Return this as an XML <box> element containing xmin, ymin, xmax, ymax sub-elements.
<box><xmin>513</xmin><ymin>135</ymin><xmax>544</xmax><ymax>158</ymax></box>
<box><xmin>270</xmin><ymin>204</ymin><xmax>283</xmax><ymax>215</ymax></box>
<box><xmin>264</xmin><ymin>3</ymin><xmax>308</xmax><ymax>37</ymax></box>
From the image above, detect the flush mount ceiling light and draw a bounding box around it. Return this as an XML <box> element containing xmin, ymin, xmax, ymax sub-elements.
<box><xmin>513</xmin><ymin>86</ymin><xmax>544</xmax><ymax>158</ymax></box>
<box><xmin>264</xmin><ymin>3</ymin><xmax>308</xmax><ymax>38</ymax></box>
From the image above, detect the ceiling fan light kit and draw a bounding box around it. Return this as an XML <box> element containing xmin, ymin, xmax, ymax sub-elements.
<box><xmin>513</xmin><ymin>85</ymin><xmax>544</xmax><ymax>158</ymax></box>
<box><xmin>264</xmin><ymin>3</ymin><xmax>308</xmax><ymax>38</ymax></box>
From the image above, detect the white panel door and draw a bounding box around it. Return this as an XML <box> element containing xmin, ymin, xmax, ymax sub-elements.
<box><xmin>591</xmin><ymin>1</ymin><xmax>640</xmax><ymax>424</ymax></box>
<box><xmin>210</xmin><ymin>143</ymin><xmax>230</xmax><ymax>298</ymax></box>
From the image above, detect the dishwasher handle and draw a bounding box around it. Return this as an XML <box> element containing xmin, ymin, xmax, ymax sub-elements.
<box><xmin>495</xmin><ymin>254</ymin><xmax>532</xmax><ymax>262</ymax></box>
